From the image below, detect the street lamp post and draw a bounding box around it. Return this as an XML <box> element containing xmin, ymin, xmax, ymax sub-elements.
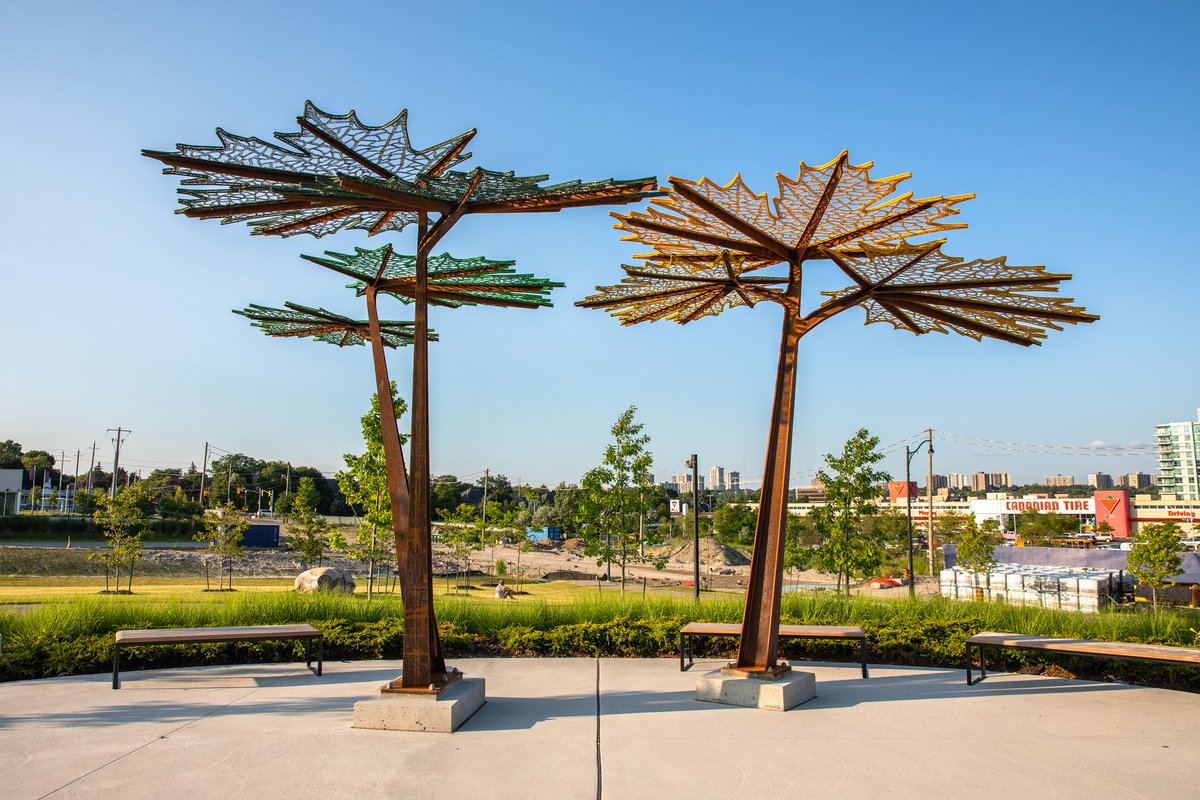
<box><xmin>686</xmin><ymin>454</ymin><xmax>699</xmax><ymax>600</ymax></box>
<box><xmin>905</xmin><ymin>435</ymin><xmax>934</xmax><ymax>597</ymax></box>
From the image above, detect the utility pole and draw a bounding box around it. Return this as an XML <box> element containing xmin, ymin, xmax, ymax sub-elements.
<box><xmin>687</xmin><ymin>454</ymin><xmax>700</xmax><ymax>600</ymax></box>
<box><xmin>86</xmin><ymin>441</ymin><xmax>96</xmax><ymax>493</ymax></box>
<box><xmin>226</xmin><ymin>458</ymin><xmax>233</xmax><ymax>503</ymax></box>
<box><xmin>285</xmin><ymin>463</ymin><xmax>291</xmax><ymax>497</ymax></box>
<box><xmin>481</xmin><ymin>468</ymin><xmax>489</xmax><ymax>525</ymax></box>
<box><xmin>926</xmin><ymin>427</ymin><xmax>935</xmax><ymax>576</ymax></box>
<box><xmin>107</xmin><ymin>428</ymin><xmax>128</xmax><ymax>500</ymax></box>
<box><xmin>58</xmin><ymin>450</ymin><xmax>66</xmax><ymax>510</ymax></box>
<box><xmin>72</xmin><ymin>449</ymin><xmax>80</xmax><ymax>512</ymax></box>
<box><xmin>198</xmin><ymin>441</ymin><xmax>209</xmax><ymax>507</ymax></box>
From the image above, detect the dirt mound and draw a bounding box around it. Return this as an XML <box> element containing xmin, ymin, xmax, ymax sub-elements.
<box><xmin>668</xmin><ymin>535</ymin><xmax>750</xmax><ymax>568</ymax></box>
<box><xmin>561</xmin><ymin>537</ymin><xmax>587</xmax><ymax>551</ymax></box>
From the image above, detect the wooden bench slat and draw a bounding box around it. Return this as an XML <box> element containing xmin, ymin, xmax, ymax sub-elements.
<box><xmin>967</xmin><ymin>632</ymin><xmax>1200</xmax><ymax>665</ymax></box>
<box><xmin>116</xmin><ymin>624</ymin><xmax>321</xmax><ymax>646</ymax></box>
<box><xmin>113</xmin><ymin>624</ymin><xmax>323</xmax><ymax>689</ymax></box>
<box><xmin>679</xmin><ymin>623</ymin><xmax>869</xmax><ymax>677</ymax></box>
<box><xmin>681</xmin><ymin>622</ymin><xmax>865</xmax><ymax>639</ymax></box>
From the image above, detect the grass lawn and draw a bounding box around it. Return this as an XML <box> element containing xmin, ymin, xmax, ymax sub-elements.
<box><xmin>0</xmin><ymin>577</ymin><xmax>616</xmax><ymax>605</ymax></box>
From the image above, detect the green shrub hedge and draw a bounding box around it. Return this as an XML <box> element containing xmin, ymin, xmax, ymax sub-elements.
<box><xmin>0</xmin><ymin>515</ymin><xmax>193</xmax><ymax>538</ymax></box>
<box><xmin>1</xmin><ymin>593</ymin><xmax>1197</xmax><ymax>690</ymax></box>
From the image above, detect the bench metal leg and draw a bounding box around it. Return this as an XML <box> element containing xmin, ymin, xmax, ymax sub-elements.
<box><xmin>305</xmin><ymin>637</ymin><xmax>323</xmax><ymax>676</ymax></box>
<box><xmin>966</xmin><ymin>644</ymin><xmax>987</xmax><ymax>685</ymax></box>
<box><xmin>860</xmin><ymin>638</ymin><xmax>869</xmax><ymax>679</ymax></box>
<box><xmin>112</xmin><ymin>645</ymin><xmax>121</xmax><ymax>690</ymax></box>
<box><xmin>679</xmin><ymin>631</ymin><xmax>685</xmax><ymax>671</ymax></box>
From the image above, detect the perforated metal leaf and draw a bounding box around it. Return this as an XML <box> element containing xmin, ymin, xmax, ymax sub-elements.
<box><xmin>233</xmin><ymin>302</ymin><xmax>433</xmax><ymax>348</ymax></box>
<box><xmin>302</xmin><ymin>245</ymin><xmax>563</xmax><ymax>310</ymax></box>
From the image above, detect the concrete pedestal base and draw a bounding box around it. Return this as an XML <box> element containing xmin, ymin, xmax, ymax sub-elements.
<box><xmin>695</xmin><ymin>669</ymin><xmax>816</xmax><ymax>711</ymax></box>
<box><xmin>351</xmin><ymin>677</ymin><xmax>486</xmax><ymax>733</ymax></box>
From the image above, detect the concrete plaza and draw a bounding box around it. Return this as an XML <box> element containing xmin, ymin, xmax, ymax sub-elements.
<box><xmin>2</xmin><ymin>657</ymin><xmax>1198</xmax><ymax>799</ymax></box>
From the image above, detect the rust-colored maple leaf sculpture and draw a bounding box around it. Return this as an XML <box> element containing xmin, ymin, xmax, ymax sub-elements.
<box><xmin>579</xmin><ymin>152</ymin><xmax>1097</xmax><ymax>676</ymax></box>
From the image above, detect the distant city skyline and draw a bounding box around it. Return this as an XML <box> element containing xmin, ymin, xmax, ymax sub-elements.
<box><xmin>1</xmin><ymin>3</ymin><xmax>1195</xmax><ymax>494</ymax></box>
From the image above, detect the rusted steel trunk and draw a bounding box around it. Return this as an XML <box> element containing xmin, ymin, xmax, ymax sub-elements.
<box><xmin>732</xmin><ymin>310</ymin><xmax>801</xmax><ymax>673</ymax></box>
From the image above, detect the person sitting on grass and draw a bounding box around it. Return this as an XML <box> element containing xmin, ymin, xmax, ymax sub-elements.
<box><xmin>495</xmin><ymin>579</ymin><xmax>515</xmax><ymax>599</ymax></box>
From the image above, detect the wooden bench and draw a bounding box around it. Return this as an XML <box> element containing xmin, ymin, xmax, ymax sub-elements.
<box><xmin>113</xmin><ymin>624</ymin><xmax>323</xmax><ymax>689</ymax></box>
<box><xmin>965</xmin><ymin>631</ymin><xmax>1200</xmax><ymax>686</ymax></box>
<box><xmin>679</xmin><ymin>622</ymin><xmax>868</xmax><ymax>677</ymax></box>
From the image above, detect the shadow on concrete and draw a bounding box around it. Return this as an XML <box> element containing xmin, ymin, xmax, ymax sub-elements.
<box><xmin>0</xmin><ymin>660</ymin><xmax>1138</xmax><ymax>733</ymax></box>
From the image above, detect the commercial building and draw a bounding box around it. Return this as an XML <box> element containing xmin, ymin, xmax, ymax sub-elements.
<box><xmin>753</xmin><ymin>488</ymin><xmax>1200</xmax><ymax>538</ymax></box>
<box><xmin>0</xmin><ymin>469</ymin><xmax>21</xmax><ymax>515</ymax></box>
<box><xmin>1157</xmin><ymin>409</ymin><xmax>1200</xmax><ymax>500</ymax></box>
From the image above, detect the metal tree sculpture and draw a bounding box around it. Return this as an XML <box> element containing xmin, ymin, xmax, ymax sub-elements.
<box><xmin>146</xmin><ymin>102</ymin><xmax>656</xmax><ymax>692</ymax></box>
<box><xmin>580</xmin><ymin>152</ymin><xmax>1098</xmax><ymax>677</ymax></box>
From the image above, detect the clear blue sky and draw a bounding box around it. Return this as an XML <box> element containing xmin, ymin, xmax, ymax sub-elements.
<box><xmin>2</xmin><ymin>1</ymin><xmax>1197</xmax><ymax>489</ymax></box>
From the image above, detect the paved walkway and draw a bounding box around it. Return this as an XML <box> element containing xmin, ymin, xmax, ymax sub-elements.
<box><xmin>2</xmin><ymin>658</ymin><xmax>1198</xmax><ymax>799</ymax></box>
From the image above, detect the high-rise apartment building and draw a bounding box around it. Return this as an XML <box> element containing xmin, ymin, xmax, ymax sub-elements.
<box><xmin>1156</xmin><ymin>409</ymin><xmax>1200</xmax><ymax>500</ymax></box>
<box><xmin>989</xmin><ymin>472</ymin><xmax>1013</xmax><ymax>489</ymax></box>
<box><xmin>1045</xmin><ymin>474</ymin><xmax>1075</xmax><ymax>487</ymax></box>
<box><xmin>1119</xmin><ymin>472</ymin><xmax>1152</xmax><ymax>489</ymax></box>
<box><xmin>728</xmin><ymin>471</ymin><xmax>740</xmax><ymax>492</ymax></box>
<box><xmin>675</xmin><ymin>473</ymin><xmax>706</xmax><ymax>495</ymax></box>
<box><xmin>970</xmin><ymin>472</ymin><xmax>1013</xmax><ymax>492</ymax></box>
<box><xmin>946</xmin><ymin>473</ymin><xmax>970</xmax><ymax>490</ymax></box>
<box><xmin>930</xmin><ymin>474</ymin><xmax>949</xmax><ymax>490</ymax></box>
<box><xmin>1088</xmin><ymin>472</ymin><xmax>1113</xmax><ymax>489</ymax></box>
<box><xmin>708</xmin><ymin>466</ymin><xmax>726</xmax><ymax>492</ymax></box>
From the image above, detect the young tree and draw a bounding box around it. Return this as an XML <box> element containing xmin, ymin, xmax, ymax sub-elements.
<box><xmin>91</xmin><ymin>484</ymin><xmax>151</xmax><ymax>592</ymax></box>
<box><xmin>194</xmin><ymin>502</ymin><xmax>249</xmax><ymax>590</ymax></box>
<box><xmin>440</xmin><ymin>503</ymin><xmax>482</xmax><ymax>591</ymax></box>
<box><xmin>577</xmin><ymin>406</ymin><xmax>657</xmax><ymax>591</ymax></box>
<box><xmin>332</xmin><ymin>383</ymin><xmax>406</xmax><ymax>591</ymax></box>
<box><xmin>1127</xmin><ymin>522</ymin><xmax>1184</xmax><ymax>607</ymax></box>
<box><xmin>783</xmin><ymin>512</ymin><xmax>818</xmax><ymax>583</ymax></box>
<box><xmin>288</xmin><ymin>477</ymin><xmax>329</xmax><ymax>568</ymax></box>
<box><xmin>955</xmin><ymin>515</ymin><xmax>998</xmax><ymax>599</ymax></box>
<box><xmin>810</xmin><ymin>429</ymin><xmax>891</xmax><ymax>594</ymax></box>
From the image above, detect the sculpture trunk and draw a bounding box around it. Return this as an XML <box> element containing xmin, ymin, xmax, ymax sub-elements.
<box><xmin>364</xmin><ymin>287</ymin><xmax>411</xmax><ymax>579</ymax></box>
<box><xmin>398</xmin><ymin>212</ymin><xmax>446</xmax><ymax>688</ymax></box>
<box><xmin>732</xmin><ymin>308</ymin><xmax>802</xmax><ymax>673</ymax></box>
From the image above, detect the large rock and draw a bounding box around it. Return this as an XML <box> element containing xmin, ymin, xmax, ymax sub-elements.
<box><xmin>295</xmin><ymin>567</ymin><xmax>356</xmax><ymax>593</ymax></box>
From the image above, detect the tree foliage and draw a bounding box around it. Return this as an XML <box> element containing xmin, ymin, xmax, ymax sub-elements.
<box><xmin>336</xmin><ymin>384</ymin><xmax>405</xmax><ymax>599</ymax></box>
<box><xmin>1126</xmin><ymin>522</ymin><xmax>1184</xmax><ymax>606</ymax></box>
<box><xmin>810</xmin><ymin>429</ymin><xmax>891</xmax><ymax>593</ymax></box>
<box><xmin>576</xmin><ymin>407</ymin><xmax>660</xmax><ymax>585</ymax></box>
<box><xmin>288</xmin><ymin>477</ymin><xmax>330</xmax><ymax>567</ymax></box>
<box><xmin>194</xmin><ymin>502</ymin><xmax>249</xmax><ymax>590</ymax></box>
<box><xmin>955</xmin><ymin>515</ymin><xmax>998</xmax><ymax>592</ymax></box>
<box><xmin>91</xmin><ymin>484</ymin><xmax>151</xmax><ymax>592</ymax></box>
<box><xmin>0</xmin><ymin>439</ymin><xmax>23</xmax><ymax>470</ymax></box>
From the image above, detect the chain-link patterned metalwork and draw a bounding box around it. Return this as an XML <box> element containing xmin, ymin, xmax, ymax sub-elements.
<box><xmin>233</xmin><ymin>302</ymin><xmax>432</xmax><ymax>348</ymax></box>
<box><xmin>303</xmin><ymin>245</ymin><xmax>563</xmax><ymax>309</ymax></box>
<box><xmin>817</xmin><ymin>242</ymin><xmax>1097</xmax><ymax>345</ymax></box>
<box><xmin>581</xmin><ymin>151</ymin><xmax>1097</xmax><ymax>679</ymax></box>
<box><xmin>578</xmin><ymin>253</ymin><xmax>786</xmax><ymax>324</ymax></box>
<box><xmin>144</xmin><ymin>102</ymin><xmax>659</xmax><ymax>239</ymax></box>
